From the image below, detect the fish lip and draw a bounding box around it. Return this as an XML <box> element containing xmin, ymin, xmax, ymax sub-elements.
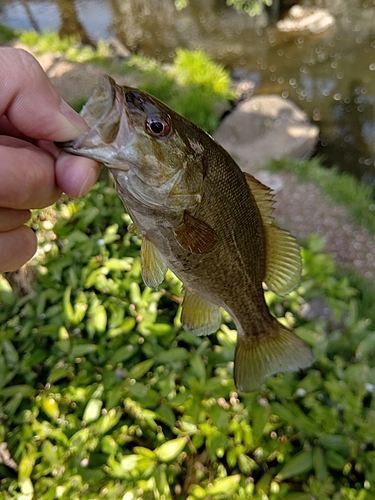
<box><xmin>55</xmin><ymin>75</ymin><xmax>129</xmax><ymax>159</ymax></box>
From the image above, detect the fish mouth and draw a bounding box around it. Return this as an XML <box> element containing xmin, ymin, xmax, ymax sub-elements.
<box><xmin>56</xmin><ymin>75</ymin><xmax>131</xmax><ymax>164</ymax></box>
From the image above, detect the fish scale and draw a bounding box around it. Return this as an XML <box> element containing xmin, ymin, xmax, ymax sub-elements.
<box><xmin>57</xmin><ymin>75</ymin><xmax>313</xmax><ymax>392</ymax></box>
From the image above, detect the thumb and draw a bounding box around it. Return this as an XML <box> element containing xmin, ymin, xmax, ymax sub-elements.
<box><xmin>0</xmin><ymin>47</ymin><xmax>88</xmax><ymax>141</ymax></box>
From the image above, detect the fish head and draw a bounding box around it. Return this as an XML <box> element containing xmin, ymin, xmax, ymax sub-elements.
<box><xmin>58</xmin><ymin>75</ymin><xmax>205</xmax><ymax>209</ymax></box>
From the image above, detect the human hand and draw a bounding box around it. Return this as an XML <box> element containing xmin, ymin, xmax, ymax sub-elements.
<box><xmin>0</xmin><ymin>47</ymin><xmax>101</xmax><ymax>272</ymax></box>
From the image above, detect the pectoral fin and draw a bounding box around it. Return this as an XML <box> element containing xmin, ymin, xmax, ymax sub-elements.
<box><xmin>181</xmin><ymin>288</ymin><xmax>221</xmax><ymax>336</ymax></box>
<box><xmin>234</xmin><ymin>321</ymin><xmax>313</xmax><ymax>393</ymax></box>
<box><xmin>141</xmin><ymin>237</ymin><xmax>168</xmax><ymax>290</ymax></box>
<box><xmin>244</xmin><ymin>172</ymin><xmax>301</xmax><ymax>295</ymax></box>
<box><xmin>174</xmin><ymin>211</ymin><xmax>218</xmax><ymax>254</ymax></box>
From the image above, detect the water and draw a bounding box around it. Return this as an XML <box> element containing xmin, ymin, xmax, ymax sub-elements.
<box><xmin>0</xmin><ymin>0</ymin><xmax>374</xmax><ymax>183</ymax></box>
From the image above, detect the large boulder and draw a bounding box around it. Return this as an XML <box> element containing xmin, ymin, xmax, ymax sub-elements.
<box><xmin>276</xmin><ymin>5</ymin><xmax>335</xmax><ymax>35</ymax></box>
<box><xmin>214</xmin><ymin>95</ymin><xmax>319</xmax><ymax>169</ymax></box>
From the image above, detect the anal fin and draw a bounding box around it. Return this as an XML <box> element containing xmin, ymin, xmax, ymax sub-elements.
<box><xmin>234</xmin><ymin>321</ymin><xmax>313</xmax><ymax>393</ymax></box>
<box><xmin>181</xmin><ymin>288</ymin><xmax>221</xmax><ymax>336</ymax></box>
<box><xmin>141</xmin><ymin>237</ymin><xmax>168</xmax><ymax>290</ymax></box>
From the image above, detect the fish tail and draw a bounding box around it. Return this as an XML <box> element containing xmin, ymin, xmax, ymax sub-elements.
<box><xmin>234</xmin><ymin>320</ymin><xmax>313</xmax><ymax>393</ymax></box>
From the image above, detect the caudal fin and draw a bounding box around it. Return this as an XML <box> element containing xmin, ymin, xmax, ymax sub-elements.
<box><xmin>234</xmin><ymin>321</ymin><xmax>313</xmax><ymax>393</ymax></box>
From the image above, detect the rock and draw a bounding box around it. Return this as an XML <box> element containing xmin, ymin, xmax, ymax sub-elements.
<box><xmin>276</xmin><ymin>5</ymin><xmax>335</xmax><ymax>35</ymax></box>
<box><xmin>214</xmin><ymin>95</ymin><xmax>319</xmax><ymax>169</ymax></box>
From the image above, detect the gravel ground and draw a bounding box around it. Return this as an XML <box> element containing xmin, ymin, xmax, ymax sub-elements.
<box><xmin>252</xmin><ymin>168</ymin><xmax>375</xmax><ymax>283</ymax></box>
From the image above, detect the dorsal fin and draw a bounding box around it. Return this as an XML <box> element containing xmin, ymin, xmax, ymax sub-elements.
<box><xmin>244</xmin><ymin>172</ymin><xmax>301</xmax><ymax>296</ymax></box>
<box><xmin>244</xmin><ymin>173</ymin><xmax>275</xmax><ymax>224</ymax></box>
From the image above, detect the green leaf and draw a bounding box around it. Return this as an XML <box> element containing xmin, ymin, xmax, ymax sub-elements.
<box><xmin>109</xmin><ymin>344</ymin><xmax>136</xmax><ymax>364</ymax></box>
<box><xmin>189</xmin><ymin>354</ymin><xmax>206</xmax><ymax>379</ymax></box>
<box><xmin>0</xmin><ymin>385</ymin><xmax>36</xmax><ymax>399</ymax></box>
<box><xmin>69</xmin><ymin>428</ymin><xmax>90</xmax><ymax>449</ymax></box>
<box><xmin>42</xmin><ymin>440</ymin><xmax>59</xmax><ymax>466</ymax></box>
<box><xmin>154</xmin><ymin>464</ymin><xmax>170</xmax><ymax>497</ymax></box>
<box><xmin>133</xmin><ymin>446</ymin><xmax>156</xmax><ymax>459</ymax></box>
<box><xmin>356</xmin><ymin>332</ymin><xmax>375</xmax><ymax>360</ymax></box>
<box><xmin>120</xmin><ymin>454</ymin><xmax>142</xmax><ymax>471</ymax></box>
<box><xmin>105</xmin><ymin>258</ymin><xmax>132</xmax><ymax>271</ymax></box>
<box><xmin>18</xmin><ymin>447</ymin><xmax>36</xmax><ymax>480</ymax></box>
<box><xmin>238</xmin><ymin>454</ymin><xmax>257</xmax><ymax>475</ymax></box>
<box><xmin>93</xmin><ymin>304</ymin><xmax>107</xmax><ymax>334</ymax></box>
<box><xmin>41</xmin><ymin>397</ymin><xmax>60</xmax><ymax>421</ymax></box>
<box><xmin>2</xmin><ymin>340</ymin><xmax>19</xmax><ymax>366</ymax></box>
<box><xmin>312</xmin><ymin>446</ymin><xmax>328</xmax><ymax>481</ymax></box>
<box><xmin>319</xmin><ymin>434</ymin><xmax>350</xmax><ymax>454</ymax></box>
<box><xmin>155</xmin><ymin>437</ymin><xmax>187</xmax><ymax>462</ymax></box>
<box><xmin>275</xmin><ymin>450</ymin><xmax>313</xmax><ymax>480</ymax></box>
<box><xmin>325</xmin><ymin>449</ymin><xmax>346</xmax><ymax>470</ymax></box>
<box><xmin>83</xmin><ymin>398</ymin><xmax>103</xmax><ymax>423</ymax></box>
<box><xmin>70</xmin><ymin>343</ymin><xmax>97</xmax><ymax>358</ymax></box>
<box><xmin>63</xmin><ymin>286</ymin><xmax>75</xmax><ymax>321</ymax></box>
<box><xmin>153</xmin><ymin>347</ymin><xmax>189</xmax><ymax>364</ymax></box>
<box><xmin>129</xmin><ymin>359</ymin><xmax>154</xmax><ymax>380</ymax></box>
<box><xmin>92</xmin><ymin>408</ymin><xmax>121</xmax><ymax>434</ymax></box>
<box><xmin>208</xmin><ymin>474</ymin><xmax>241</xmax><ymax>495</ymax></box>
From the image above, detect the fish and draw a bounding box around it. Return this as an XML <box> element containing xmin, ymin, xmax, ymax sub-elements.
<box><xmin>57</xmin><ymin>75</ymin><xmax>313</xmax><ymax>392</ymax></box>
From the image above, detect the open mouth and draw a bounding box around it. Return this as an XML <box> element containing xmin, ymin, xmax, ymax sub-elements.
<box><xmin>56</xmin><ymin>76</ymin><xmax>125</xmax><ymax>155</ymax></box>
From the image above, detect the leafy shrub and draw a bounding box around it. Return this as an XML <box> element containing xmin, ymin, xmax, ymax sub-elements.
<box><xmin>18</xmin><ymin>29</ymin><xmax>234</xmax><ymax>134</ymax></box>
<box><xmin>1</xmin><ymin>169</ymin><xmax>374</xmax><ymax>499</ymax></box>
<box><xmin>128</xmin><ymin>49</ymin><xmax>234</xmax><ymax>133</ymax></box>
<box><xmin>0</xmin><ymin>25</ymin><xmax>19</xmax><ymax>43</ymax></box>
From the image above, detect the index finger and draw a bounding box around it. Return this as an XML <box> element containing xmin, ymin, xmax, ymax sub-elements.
<box><xmin>0</xmin><ymin>47</ymin><xmax>88</xmax><ymax>141</ymax></box>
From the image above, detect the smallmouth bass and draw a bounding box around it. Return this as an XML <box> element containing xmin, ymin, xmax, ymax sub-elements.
<box><xmin>58</xmin><ymin>75</ymin><xmax>313</xmax><ymax>392</ymax></box>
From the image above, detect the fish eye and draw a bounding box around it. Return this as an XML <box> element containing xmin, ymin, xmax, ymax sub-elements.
<box><xmin>146</xmin><ymin>115</ymin><xmax>171</xmax><ymax>138</ymax></box>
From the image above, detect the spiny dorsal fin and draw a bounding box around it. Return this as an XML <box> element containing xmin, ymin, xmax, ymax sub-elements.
<box><xmin>181</xmin><ymin>288</ymin><xmax>221</xmax><ymax>336</ymax></box>
<box><xmin>174</xmin><ymin>211</ymin><xmax>218</xmax><ymax>254</ymax></box>
<box><xmin>234</xmin><ymin>321</ymin><xmax>313</xmax><ymax>393</ymax></box>
<box><xmin>244</xmin><ymin>172</ymin><xmax>301</xmax><ymax>296</ymax></box>
<box><xmin>141</xmin><ymin>236</ymin><xmax>168</xmax><ymax>290</ymax></box>
<box><xmin>244</xmin><ymin>173</ymin><xmax>275</xmax><ymax>225</ymax></box>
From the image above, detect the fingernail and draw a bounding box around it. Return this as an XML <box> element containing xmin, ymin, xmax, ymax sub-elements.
<box><xmin>59</xmin><ymin>99</ymin><xmax>89</xmax><ymax>136</ymax></box>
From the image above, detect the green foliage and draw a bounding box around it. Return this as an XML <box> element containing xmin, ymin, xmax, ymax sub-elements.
<box><xmin>128</xmin><ymin>49</ymin><xmax>234</xmax><ymax>133</ymax></box>
<box><xmin>226</xmin><ymin>0</ymin><xmax>273</xmax><ymax>16</ymax></box>
<box><xmin>269</xmin><ymin>158</ymin><xmax>375</xmax><ymax>235</ymax></box>
<box><xmin>19</xmin><ymin>30</ymin><xmax>77</xmax><ymax>54</ymax></box>
<box><xmin>174</xmin><ymin>0</ymin><xmax>272</xmax><ymax>16</ymax></box>
<box><xmin>0</xmin><ymin>25</ymin><xmax>19</xmax><ymax>43</ymax></box>
<box><xmin>18</xmin><ymin>27</ymin><xmax>233</xmax><ymax>133</ymax></box>
<box><xmin>18</xmin><ymin>30</ymin><xmax>115</xmax><ymax>70</ymax></box>
<box><xmin>1</xmin><ymin>171</ymin><xmax>375</xmax><ymax>498</ymax></box>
